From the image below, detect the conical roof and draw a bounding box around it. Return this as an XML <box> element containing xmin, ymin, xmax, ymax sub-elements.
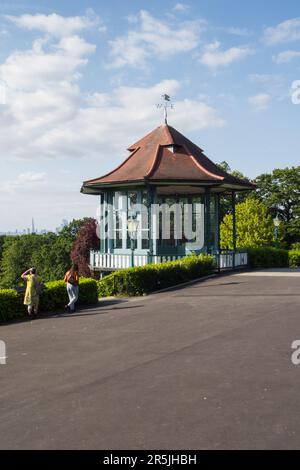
<box><xmin>81</xmin><ymin>124</ymin><xmax>255</xmax><ymax>193</ymax></box>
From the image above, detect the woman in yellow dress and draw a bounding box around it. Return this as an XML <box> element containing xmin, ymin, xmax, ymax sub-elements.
<box><xmin>21</xmin><ymin>267</ymin><xmax>41</xmax><ymax>317</ymax></box>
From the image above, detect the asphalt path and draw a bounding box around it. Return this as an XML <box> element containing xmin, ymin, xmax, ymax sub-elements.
<box><xmin>1</xmin><ymin>270</ymin><xmax>300</xmax><ymax>449</ymax></box>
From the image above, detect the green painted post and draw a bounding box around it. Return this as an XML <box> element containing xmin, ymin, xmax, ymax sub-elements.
<box><xmin>131</xmin><ymin>238</ymin><xmax>134</xmax><ymax>267</ymax></box>
<box><xmin>205</xmin><ymin>188</ymin><xmax>211</xmax><ymax>254</ymax></box>
<box><xmin>232</xmin><ymin>191</ymin><xmax>236</xmax><ymax>269</ymax></box>
<box><xmin>217</xmin><ymin>193</ymin><xmax>221</xmax><ymax>272</ymax></box>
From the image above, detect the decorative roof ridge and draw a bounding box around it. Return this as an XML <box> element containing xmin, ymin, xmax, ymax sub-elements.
<box><xmin>145</xmin><ymin>144</ymin><xmax>161</xmax><ymax>178</ymax></box>
<box><xmin>162</xmin><ymin>124</ymin><xmax>175</xmax><ymax>145</ymax></box>
<box><xmin>182</xmin><ymin>144</ymin><xmax>224</xmax><ymax>181</ymax></box>
<box><xmin>83</xmin><ymin>146</ymin><xmax>140</xmax><ymax>185</ymax></box>
<box><xmin>167</xmin><ymin>125</ymin><xmax>204</xmax><ymax>153</ymax></box>
<box><xmin>127</xmin><ymin>125</ymin><xmax>162</xmax><ymax>151</ymax></box>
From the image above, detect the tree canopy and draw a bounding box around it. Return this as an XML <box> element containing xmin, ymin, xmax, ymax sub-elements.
<box><xmin>0</xmin><ymin>218</ymin><xmax>91</xmax><ymax>288</ymax></box>
<box><xmin>254</xmin><ymin>166</ymin><xmax>300</xmax><ymax>245</ymax></box>
<box><xmin>220</xmin><ymin>199</ymin><xmax>274</xmax><ymax>249</ymax></box>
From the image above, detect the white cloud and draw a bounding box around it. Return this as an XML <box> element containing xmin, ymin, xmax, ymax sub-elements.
<box><xmin>108</xmin><ymin>10</ymin><xmax>202</xmax><ymax>68</ymax></box>
<box><xmin>6</xmin><ymin>12</ymin><xmax>97</xmax><ymax>38</ymax></box>
<box><xmin>0</xmin><ymin>172</ymin><xmax>46</xmax><ymax>193</ymax></box>
<box><xmin>0</xmin><ymin>39</ymin><xmax>94</xmax><ymax>91</ymax></box>
<box><xmin>273</xmin><ymin>50</ymin><xmax>300</xmax><ymax>63</ymax></box>
<box><xmin>173</xmin><ymin>3</ymin><xmax>190</xmax><ymax>12</ymax></box>
<box><xmin>0</xmin><ymin>66</ymin><xmax>224</xmax><ymax>161</ymax></box>
<box><xmin>0</xmin><ymin>11</ymin><xmax>226</xmax><ymax>230</ymax></box>
<box><xmin>263</xmin><ymin>18</ymin><xmax>300</xmax><ymax>45</ymax></box>
<box><xmin>248</xmin><ymin>93</ymin><xmax>271</xmax><ymax>110</ymax></box>
<box><xmin>200</xmin><ymin>41</ymin><xmax>253</xmax><ymax>68</ymax></box>
<box><xmin>0</xmin><ymin>13</ymin><xmax>224</xmax><ymax>166</ymax></box>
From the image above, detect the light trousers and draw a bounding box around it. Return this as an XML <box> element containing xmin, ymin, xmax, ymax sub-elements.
<box><xmin>67</xmin><ymin>283</ymin><xmax>79</xmax><ymax>311</ymax></box>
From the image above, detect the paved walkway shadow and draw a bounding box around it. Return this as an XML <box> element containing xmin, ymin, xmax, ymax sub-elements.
<box><xmin>1</xmin><ymin>298</ymin><xmax>145</xmax><ymax>326</ymax></box>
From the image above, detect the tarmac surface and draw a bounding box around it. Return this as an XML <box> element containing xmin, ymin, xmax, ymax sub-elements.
<box><xmin>1</xmin><ymin>269</ymin><xmax>300</xmax><ymax>449</ymax></box>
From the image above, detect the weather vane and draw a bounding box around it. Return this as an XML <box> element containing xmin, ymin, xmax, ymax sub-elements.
<box><xmin>156</xmin><ymin>94</ymin><xmax>174</xmax><ymax>124</ymax></box>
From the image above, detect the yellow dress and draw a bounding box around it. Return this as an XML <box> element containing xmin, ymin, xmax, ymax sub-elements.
<box><xmin>24</xmin><ymin>274</ymin><xmax>41</xmax><ymax>308</ymax></box>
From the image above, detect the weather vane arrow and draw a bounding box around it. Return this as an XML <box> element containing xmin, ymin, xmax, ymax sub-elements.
<box><xmin>156</xmin><ymin>94</ymin><xmax>174</xmax><ymax>124</ymax></box>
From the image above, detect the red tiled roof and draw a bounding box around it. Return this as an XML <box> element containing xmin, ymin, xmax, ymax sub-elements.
<box><xmin>82</xmin><ymin>125</ymin><xmax>255</xmax><ymax>191</ymax></box>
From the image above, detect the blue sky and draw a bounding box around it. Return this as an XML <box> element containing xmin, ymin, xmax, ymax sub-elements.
<box><xmin>0</xmin><ymin>0</ymin><xmax>299</xmax><ymax>231</ymax></box>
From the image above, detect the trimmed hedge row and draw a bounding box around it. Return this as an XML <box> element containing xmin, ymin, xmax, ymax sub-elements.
<box><xmin>248</xmin><ymin>247</ymin><xmax>300</xmax><ymax>268</ymax></box>
<box><xmin>289</xmin><ymin>250</ymin><xmax>300</xmax><ymax>268</ymax></box>
<box><xmin>0</xmin><ymin>278</ymin><xmax>98</xmax><ymax>323</ymax></box>
<box><xmin>97</xmin><ymin>254</ymin><xmax>215</xmax><ymax>297</ymax></box>
<box><xmin>248</xmin><ymin>247</ymin><xmax>289</xmax><ymax>268</ymax></box>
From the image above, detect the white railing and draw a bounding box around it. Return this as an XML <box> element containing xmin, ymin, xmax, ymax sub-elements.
<box><xmin>90</xmin><ymin>251</ymin><xmax>183</xmax><ymax>270</ymax></box>
<box><xmin>219</xmin><ymin>251</ymin><xmax>248</xmax><ymax>269</ymax></box>
<box><xmin>90</xmin><ymin>250</ymin><xmax>248</xmax><ymax>271</ymax></box>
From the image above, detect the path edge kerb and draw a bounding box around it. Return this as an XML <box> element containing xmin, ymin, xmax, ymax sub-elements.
<box><xmin>149</xmin><ymin>274</ymin><xmax>217</xmax><ymax>295</ymax></box>
<box><xmin>147</xmin><ymin>266</ymin><xmax>252</xmax><ymax>295</ymax></box>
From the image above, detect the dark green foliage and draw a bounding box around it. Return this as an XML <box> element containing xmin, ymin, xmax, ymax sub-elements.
<box><xmin>0</xmin><ymin>219</ymin><xmax>90</xmax><ymax>289</ymax></box>
<box><xmin>59</xmin><ymin>218</ymin><xmax>89</xmax><ymax>240</ymax></box>
<box><xmin>31</xmin><ymin>234</ymin><xmax>73</xmax><ymax>282</ymax></box>
<box><xmin>98</xmin><ymin>255</ymin><xmax>215</xmax><ymax>297</ymax></box>
<box><xmin>0</xmin><ymin>233</ymin><xmax>73</xmax><ymax>288</ymax></box>
<box><xmin>247</xmin><ymin>247</ymin><xmax>289</xmax><ymax>268</ymax></box>
<box><xmin>254</xmin><ymin>167</ymin><xmax>300</xmax><ymax>246</ymax></box>
<box><xmin>77</xmin><ymin>278</ymin><xmax>99</xmax><ymax>305</ymax></box>
<box><xmin>216</xmin><ymin>161</ymin><xmax>252</xmax><ymax>219</ymax></box>
<box><xmin>0</xmin><ymin>278</ymin><xmax>98</xmax><ymax>323</ymax></box>
<box><xmin>0</xmin><ymin>289</ymin><xmax>24</xmax><ymax>322</ymax></box>
<box><xmin>288</xmin><ymin>251</ymin><xmax>300</xmax><ymax>268</ymax></box>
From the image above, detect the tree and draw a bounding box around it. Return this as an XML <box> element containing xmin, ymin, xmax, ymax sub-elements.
<box><xmin>217</xmin><ymin>161</ymin><xmax>252</xmax><ymax>219</ymax></box>
<box><xmin>254</xmin><ymin>167</ymin><xmax>300</xmax><ymax>246</ymax></box>
<box><xmin>31</xmin><ymin>234</ymin><xmax>73</xmax><ymax>281</ymax></box>
<box><xmin>71</xmin><ymin>218</ymin><xmax>99</xmax><ymax>276</ymax></box>
<box><xmin>220</xmin><ymin>199</ymin><xmax>274</xmax><ymax>249</ymax></box>
<box><xmin>59</xmin><ymin>218</ymin><xmax>90</xmax><ymax>240</ymax></box>
<box><xmin>0</xmin><ymin>219</ymin><xmax>88</xmax><ymax>288</ymax></box>
<box><xmin>0</xmin><ymin>234</ymin><xmax>46</xmax><ymax>288</ymax></box>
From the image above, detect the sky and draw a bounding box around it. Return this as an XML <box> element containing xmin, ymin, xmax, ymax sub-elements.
<box><xmin>0</xmin><ymin>0</ymin><xmax>299</xmax><ymax>232</ymax></box>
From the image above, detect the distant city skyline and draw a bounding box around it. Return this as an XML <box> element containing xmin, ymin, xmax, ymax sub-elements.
<box><xmin>0</xmin><ymin>218</ymin><xmax>69</xmax><ymax>236</ymax></box>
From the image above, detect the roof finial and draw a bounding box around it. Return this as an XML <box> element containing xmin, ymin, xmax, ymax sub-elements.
<box><xmin>156</xmin><ymin>94</ymin><xmax>174</xmax><ymax>125</ymax></box>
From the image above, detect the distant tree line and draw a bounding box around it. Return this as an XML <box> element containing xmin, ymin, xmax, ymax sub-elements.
<box><xmin>0</xmin><ymin>218</ymin><xmax>99</xmax><ymax>289</ymax></box>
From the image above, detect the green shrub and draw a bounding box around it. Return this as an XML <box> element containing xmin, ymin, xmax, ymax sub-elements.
<box><xmin>77</xmin><ymin>278</ymin><xmax>99</xmax><ymax>304</ymax></box>
<box><xmin>248</xmin><ymin>247</ymin><xmax>289</xmax><ymax>268</ymax></box>
<box><xmin>0</xmin><ymin>278</ymin><xmax>98</xmax><ymax>323</ymax></box>
<box><xmin>291</xmin><ymin>243</ymin><xmax>300</xmax><ymax>251</ymax></box>
<box><xmin>0</xmin><ymin>289</ymin><xmax>24</xmax><ymax>322</ymax></box>
<box><xmin>98</xmin><ymin>254</ymin><xmax>215</xmax><ymax>297</ymax></box>
<box><xmin>289</xmin><ymin>250</ymin><xmax>300</xmax><ymax>268</ymax></box>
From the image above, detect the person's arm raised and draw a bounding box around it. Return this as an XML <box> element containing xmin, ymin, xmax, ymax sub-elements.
<box><xmin>21</xmin><ymin>268</ymin><xmax>32</xmax><ymax>280</ymax></box>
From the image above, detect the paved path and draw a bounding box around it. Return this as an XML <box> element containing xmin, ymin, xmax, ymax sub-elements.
<box><xmin>1</xmin><ymin>271</ymin><xmax>300</xmax><ymax>449</ymax></box>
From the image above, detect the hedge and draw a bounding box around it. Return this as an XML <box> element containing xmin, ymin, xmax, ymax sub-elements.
<box><xmin>248</xmin><ymin>247</ymin><xmax>289</xmax><ymax>268</ymax></box>
<box><xmin>247</xmin><ymin>247</ymin><xmax>300</xmax><ymax>268</ymax></box>
<box><xmin>98</xmin><ymin>254</ymin><xmax>215</xmax><ymax>297</ymax></box>
<box><xmin>0</xmin><ymin>278</ymin><xmax>98</xmax><ymax>323</ymax></box>
<box><xmin>289</xmin><ymin>250</ymin><xmax>300</xmax><ymax>268</ymax></box>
